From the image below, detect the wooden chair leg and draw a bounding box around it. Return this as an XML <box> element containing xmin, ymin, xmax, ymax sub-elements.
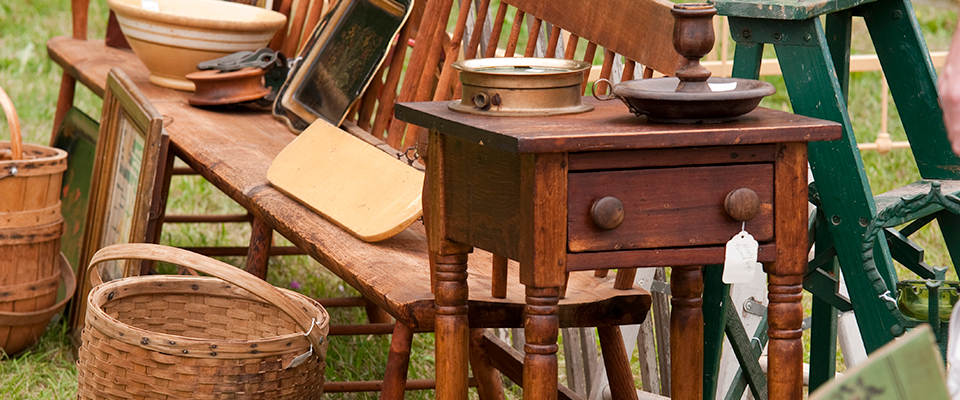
<box><xmin>597</xmin><ymin>326</ymin><xmax>639</xmax><ymax>400</ymax></box>
<box><xmin>246</xmin><ymin>217</ymin><xmax>272</xmax><ymax>279</ymax></box>
<box><xmin>381</xmin><ymin>322</ymin><xmax>415</xmax><ymax>400</ymax></box>
<box><xmin>51</xmin><ymin>73</ymin><xmax>76</xmax><ymax>144</ymax></box>
<box><xmin>469</xmin><ymin>328</ymin><xmax>506</xmax><ymax>400</ymax></box>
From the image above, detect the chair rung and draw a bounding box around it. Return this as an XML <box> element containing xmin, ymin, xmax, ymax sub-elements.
<box><xmin>315</xmin><ymin>296</ymin><xmax>370</xmax><ymax>308</ymax></box>
<box><xmin>178</xmin><ymin>246</ymin><xmax>305</xmax><ymax>257</ymax></box>
<box><xmin>171</xmin><ymin>166</ymin><xmax>197</xmax><ymax>175</ymax></box>
<box><xmin>163</xmin><ymin>214</ymin><xmax>252</xmax><ymax>223</ymax></box>
<box><xmin>329</xmin><ymin>323</ymin><xmax>396</xmax><ymax>336</ymax></box>
<box><xmin>322</xmin><ymin>378</ymin><xmax>478</xmax><ymax>392</ymax></box>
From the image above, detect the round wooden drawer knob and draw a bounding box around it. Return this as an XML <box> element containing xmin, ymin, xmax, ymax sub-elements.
<box><xmin>724</xmin><ymin>187</ymin><xmax>760</xmax><ymax>222</ymax></box>
<box><xmin>591</xmin><ymin>196</ymin><xmax>625</xmax><ymax>230</ymax></box>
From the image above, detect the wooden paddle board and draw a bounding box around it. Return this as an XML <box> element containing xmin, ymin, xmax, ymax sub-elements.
<box><xmin>268</xmin><ymin>119</ymin><xmax>423</xmax><ymax>242</ymax></box>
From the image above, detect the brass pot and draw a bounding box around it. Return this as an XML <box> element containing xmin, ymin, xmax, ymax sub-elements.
<box><xmin>449</xmin><ymin>57</ymin><xmax>594</xmax><ymax>116</ymax></box>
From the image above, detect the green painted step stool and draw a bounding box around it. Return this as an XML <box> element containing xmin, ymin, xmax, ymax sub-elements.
<box><xmin>701</xmin><ymin>0</ymin><xmax>960</xmax><ymax>396</ymax></box>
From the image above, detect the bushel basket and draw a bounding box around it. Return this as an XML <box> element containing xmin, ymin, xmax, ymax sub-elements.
<box><xmin>0</xmin><ymin>84</ymin><xmax>72</xmax><ymax>357</ymax></box>
<box><xmin>77</xmin><ymin>244</ymin><xmax>328</xmax><ymax>399</ymax></box>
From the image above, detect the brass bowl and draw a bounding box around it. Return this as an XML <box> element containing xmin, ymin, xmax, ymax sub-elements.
<box><xmin>897</xmin><ymin>280</ymin><xmax>960</xmax><ymax>321</ymax></box>
<box><xmin>449</xmin><ymin>58</ymin><xmax>594</xmax><ymax>117</ymax></box>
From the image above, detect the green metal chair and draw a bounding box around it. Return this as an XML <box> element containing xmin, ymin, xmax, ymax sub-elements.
<box><xmin>699</xmin><ymin>0</ymin><xmax>960</xmax><ymax>395</ymax></box>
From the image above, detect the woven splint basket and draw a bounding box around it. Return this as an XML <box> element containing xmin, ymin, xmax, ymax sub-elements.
<box><xmin>0</xmin><ymin>84</ymin><xmax>71</xmax><ymax>356</ymax></box>
<box><xmin>76</xmin><ymin>244</ymin><xmax>328</xmax><ymax>399</ymax></box>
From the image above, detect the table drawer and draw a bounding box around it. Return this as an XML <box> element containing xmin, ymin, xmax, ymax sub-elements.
<box><xmin>567</xmin><ymin>164</ymin><xmax>774</xmax><ymax>252</ymax></box>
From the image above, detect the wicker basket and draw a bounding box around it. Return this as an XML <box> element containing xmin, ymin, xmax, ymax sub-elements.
<box><xmin>0</xmin><ymin>85</ymin><xmax>70</xmax><ymax>356</ymax></box>
<box><xmin>77</xmin><ymin>244</ymin><xmax>328</xmax><ymax>399</ymax></box>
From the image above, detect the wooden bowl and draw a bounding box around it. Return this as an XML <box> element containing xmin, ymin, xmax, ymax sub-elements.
<box><xmin>108</xmin><ymin>0</ymin><xmax>286</xmax><ymax>91</ymax></box>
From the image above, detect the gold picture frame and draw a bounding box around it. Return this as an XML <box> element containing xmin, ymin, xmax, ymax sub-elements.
<box><xmin>70</xmin><ymin>68</ymin><xmax>164</xmax><ymax>331</ymax></box>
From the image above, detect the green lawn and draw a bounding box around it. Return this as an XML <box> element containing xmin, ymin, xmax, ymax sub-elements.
<box><xmin>0</xmin><ymin>0</ymin><xmax>958</xmax><ymax>398</ymax></box>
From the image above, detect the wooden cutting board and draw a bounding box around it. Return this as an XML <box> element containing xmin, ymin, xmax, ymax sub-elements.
<box><xmin>267</xmin><ymin>119</ymin><xmax>423</xmax><ymax>242</ymax></box>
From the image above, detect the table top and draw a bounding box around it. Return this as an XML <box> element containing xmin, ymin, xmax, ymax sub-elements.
<box><xmin>395</xmin><ymin>97</ymin><xmax>841</xmax><ymax>154</ymax></box>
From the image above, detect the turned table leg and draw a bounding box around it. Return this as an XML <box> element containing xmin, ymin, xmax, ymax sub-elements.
<box><xmin>766</xmin><ymin>272</ymin><xmax>804</xmax><ymax>399</ymax></box>
<box><xmin>671</xmin><ymin>265</ymin><xmax>704</xmax><ymax>400</ymax></box>
<box><xmin>434</xmin><ymin>248</ymin><xmax>472</xmax><ymax>400</ymax></box>
<box><xmin>523</xmin><ymin>286</ymin><xmax>560</xmax><ymax>400</ymax></box>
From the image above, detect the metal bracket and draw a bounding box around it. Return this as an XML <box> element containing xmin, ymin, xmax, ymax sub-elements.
<box><xmin>743</xmin><ymin>298</ymin><xmax>766</xmax><ymax>316</ymax></box>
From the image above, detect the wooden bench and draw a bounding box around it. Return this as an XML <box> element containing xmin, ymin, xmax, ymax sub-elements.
<box><xmin>47</xmin><ymin>0</ymin><xmax>713</xmax><ymax>396</ymax></box>
<box><xmin>48</xmin><ymin>40</ymin><xmax>652</xmax><ymax>400</ymax></box>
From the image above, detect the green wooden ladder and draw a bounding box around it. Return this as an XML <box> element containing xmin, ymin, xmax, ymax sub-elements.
<box><xmin>700</xmin><ymin>0</ymin><xmax>960</xmax><ymax>396</ymax></box>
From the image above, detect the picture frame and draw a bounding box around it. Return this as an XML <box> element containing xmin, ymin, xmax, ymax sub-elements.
<box><xmin>273</xmin><ymin>0</ymin><xmax>412</xmax><ymax>132</ymax></box>
<box><xmin>70</xmin><ymin>68</ymin><xmax>165</xmax><ymax>331</ymax></box>
<box><xmin>52</xmin><ymin>107</ymin><xmax>100</xmax><ymax>273</ymax></box>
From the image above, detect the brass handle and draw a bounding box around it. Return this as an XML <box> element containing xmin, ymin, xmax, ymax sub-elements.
<box><xmin>724</xmin><ymin>187</ymin><xmax>760</xmax><ymax>222</ymax></box>
<box><xmin>591</xmin><ymin>196</ymin><xmax>625</xmax><ymax>230</ymax></box>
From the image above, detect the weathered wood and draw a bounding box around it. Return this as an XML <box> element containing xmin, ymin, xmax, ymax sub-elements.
<box><xmin>636</xmin><ymin>316</ymin><xmax>661</xmax><ymax>395</ymax></box>
<box><xmin>563</xmin><ymin>327</ymin><xmax>599</xmax><ymax>397</ymax></box>
<box><xmin>652</xmin><ymin>268</ymin><xmax>671</xmax><ymax>397</ymax></box>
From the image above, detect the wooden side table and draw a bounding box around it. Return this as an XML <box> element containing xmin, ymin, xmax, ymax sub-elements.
<box><xmin>395</xmin><ymin>97</ymin><xmax>841</xmax><ymax>400</ymax></box>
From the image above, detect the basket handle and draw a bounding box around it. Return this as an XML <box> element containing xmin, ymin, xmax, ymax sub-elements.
<box><xmin>87</xmin><ymin>243</ymin><xmax>326</xmax><ymax>351</ymax></box>
<box><xmin>0</xmin><ymin>85</ymin><xmax>23</xmax><ymax>161</ymax></box>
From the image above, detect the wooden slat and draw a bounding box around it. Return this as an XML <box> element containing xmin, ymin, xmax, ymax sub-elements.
<box><xmin>464</xmin><ymin>0</ymin><xmax>492</xmax><ymax>60</ymax></box>
<box><xmin>484</xmin><ymin>3</ymin><xmax>509</xmax><ymax>58</ymax></box>
<box><xmin>545</xmin><ymin>24</ymin><xmax>561</xmax><ymax>58</ymax></box>
<box><xmin>524</xmin><ymin>18</ymin><xmax>543</xmax><ymax>57</ymax></box>
<box><xmin>504</xmin><ymin>9</ymin><xmax>525</xmax><ymax>57</ymax></box>
<box><xmin>433</xmin><ymin>0</ymin><xmax>474</xmax><ymax>102</ymax></box>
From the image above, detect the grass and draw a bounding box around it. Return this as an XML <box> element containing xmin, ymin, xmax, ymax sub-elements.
<box><xmin>0</xmin><ymin>0</ymin><xmax>958</xmax><ymax>398</ymax></box>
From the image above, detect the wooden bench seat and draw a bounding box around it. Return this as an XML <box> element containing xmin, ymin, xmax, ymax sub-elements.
<box><xmin>47</xmin><ymin>36</ymin><xmax>652</xmax><ymax>334</ymax></box>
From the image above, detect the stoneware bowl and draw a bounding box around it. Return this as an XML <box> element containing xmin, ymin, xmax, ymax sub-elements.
<box><xmin>108</xmin><ymin>0</ymin><xmax>286</xmax><ymax>91</ymax></box>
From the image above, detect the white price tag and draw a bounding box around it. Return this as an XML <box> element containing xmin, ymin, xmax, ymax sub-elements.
<box><xmin>723</xmin><ymin>230</ymin><xmax>759</xmax><ymax>284</ymax></box>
